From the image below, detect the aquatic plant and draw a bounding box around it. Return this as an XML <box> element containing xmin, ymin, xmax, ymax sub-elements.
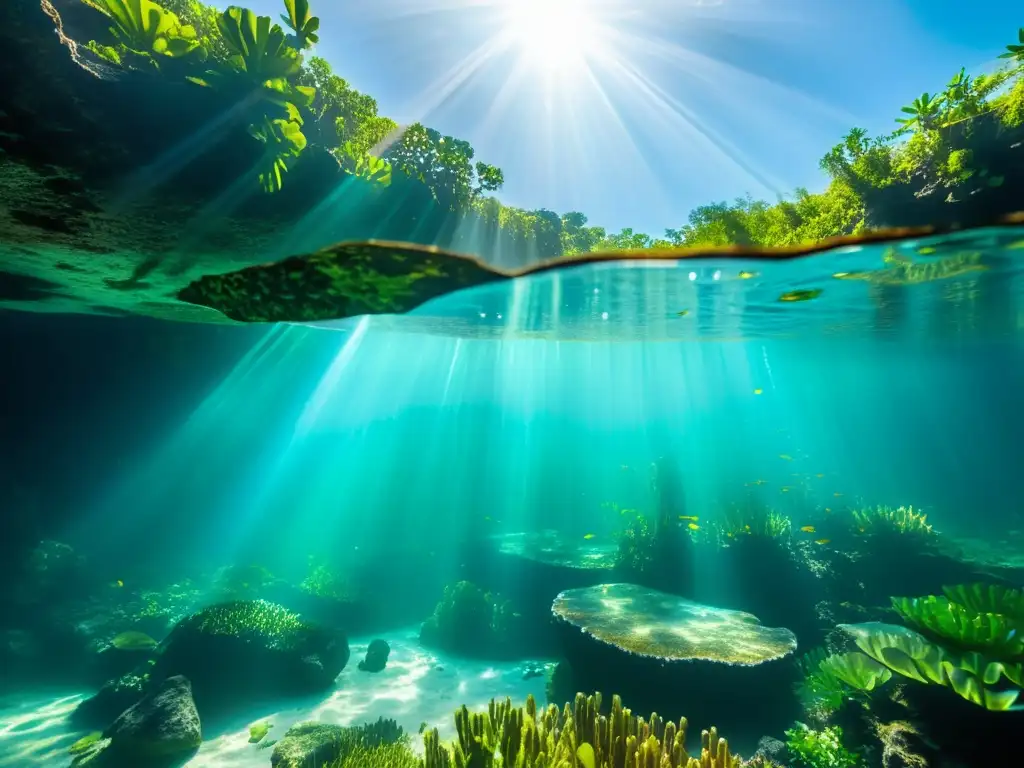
<box><xmin>273</xmin><ymin>718</ymin><xmax>406</xmax><ymax>768</ymax></box>
<box><xmin>784</xmin><ymin>724</ymin><xmax>860</xmax><ymax>768</ymax></box>
<box><xmin>184</xmin><ymin>600</ymin><xmax>305</xmax><ymax>643</ymax></box>
<box><xmin>420</xmin><ymin>581</ymin><xmax>521</xmax><ymax>657</ymax></box>
<box><xmin>423</xmin><ymin>692</ymin><xmax>741</xmax><ymax>768</ymax></box>
<box><xmin>300</xmin><ymin>557</ymin><xmax>354</xmax><ymax>601</ymax></box>
<box><xmin>839</xmin><ymin>621</ymin><xmax>1024</xmax><ymax>711</ymax></box>
<box><xmin>329</xmin><ymin>741</ymin><xmax>419</xmax><ymax>768</ymax></box>
<box><xmin>614</xmin><ymin>513</ymin><xmax>657</xmax><ymax>576</ymax></box>
<box><xmin>716</xmin><ymin>500</ymin><xmax>792</xmax><ymax>544</ymax></box>
<box><xmin>795</xmin><ymin>648</ymin><xmax>892</xmax><ymax>722</ymax></box>
<box><xmin>871</xmin><ymin>720</ymin><xmax>927</xmax><ymax>768</ymax></box>
<box><xmin>795</xmin><ymin>648</ymin><xmax>848</xmax><ymax>720</ymax></box>
<box><xmin>850</xmin><ymin>506</ymin><xmax>933</xmax><ymax>538</ymax></box>
<box><xmin>890</xmin><ymin>593</ymin><xmax>1024</xmax><ymax>656</ymax></box>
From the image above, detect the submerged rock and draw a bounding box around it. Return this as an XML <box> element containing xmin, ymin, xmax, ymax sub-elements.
<box><xmin>271</xmin><ymin>723</ymin><xmax>349</xmax><ymax>768</ymax></box>
<box><xmin>76</xmin><ymin>600</ymin><xmax>349</xmax><ymax>724</ymax></box>
<box><xmin>271</xmin><ymin>717</ymin><xmax>405</xmax><ymax>768</ymax></box>
<box><xmin>149</xmin><ymin>600</ymin><xmax>349</xmax><ymax>716</ymax></box>
<box><xmin>74</xmin><ymin>666</ymin><xmax>153</xmax><ymax>728</ymax></box>
<box><xmin>357</xmin><ymin>639</ymin><xmax>390</xmax><ymax>673</ymax></box>
<box><xmin>552</xmin><ymin>583</ymin><xmax>797</xmax><ymax>665</ymax></box>
<box><xmin>71</xmin><ymin>676</ymin><xmax>201</xmax><ymax>767</ymax></box>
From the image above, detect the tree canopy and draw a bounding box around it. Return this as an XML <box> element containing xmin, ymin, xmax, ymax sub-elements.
<box><xmin>81</xmin><ymin>2</ymin><xmax>1024</xmax><ymax>259</ymax></box>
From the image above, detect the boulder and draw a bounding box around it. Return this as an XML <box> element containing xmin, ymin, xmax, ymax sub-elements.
<box><xmin>357</xmin><ymin>639</ymin><xmax>390</xmax><ymax>673</ymax></box>
<box><xmin>71</xmin><ymin>675</ymin><xmax>201</xmax><ymax>767</ymax></box>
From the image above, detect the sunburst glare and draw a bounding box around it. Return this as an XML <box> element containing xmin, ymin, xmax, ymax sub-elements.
<box><xmin>497</xmin><ymin>0</ymin><xmax>608</xmax><ymax>75</ymax></box>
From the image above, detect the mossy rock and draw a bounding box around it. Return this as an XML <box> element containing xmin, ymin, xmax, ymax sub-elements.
<box><xmin>271</xmin><ymin>718</ymin><xmax>405</xmax><ymax>768</ymax></box>
<box><xmin>149</xmin><ymin>600</ymin><xmax>350</xmax><ymax>716</ymax></box>
<box><xmin>73</xmin><ymin>666</ymin><xmax>153</xmax><ymax>728</ymax></box>
<box><xmin>419</xmin><ymin>581</ymin><xmax>522</xmax><ymax>658</ymax></box>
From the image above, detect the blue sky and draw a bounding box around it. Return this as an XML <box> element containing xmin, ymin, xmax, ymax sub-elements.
<box><xmin>245</xmin><ymin>0</ymin><xmax>1019</xmax><ymax>235</ymax></box>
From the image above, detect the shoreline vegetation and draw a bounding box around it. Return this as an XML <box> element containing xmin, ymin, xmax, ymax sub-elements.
<box><xmin>72</xmin><ymin>0</ymin><xmax>1024</xmax><ymax>253</ymax></box>
<box><xmin>0</xmin><ymin>2</ymin><xmax>1022</xmax><ymax>319</ymax></box>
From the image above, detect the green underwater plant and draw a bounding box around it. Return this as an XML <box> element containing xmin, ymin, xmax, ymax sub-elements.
<box><xmin>423</xmin><ymin>692</ymin><xmax>741</xmax><ymax>768</ymax></box>
<box><xmin>795</xmin><ymin>648</ymin><xmax>891</xmax><ymax>721</ymax></box>
<box><xmin>420</xmin><ymin>581</ymin><xmax>520</xmax><ymax>657</ymax></box>
<box><xmin>328</xmin><ymin>741</ymin><xmax>419</xmax><ymax>768</ymax></box>
<box><xmin>840</xmin><ymin>620</ymin><xmax>1024</xmax><ymax>711</ymax></box>
<box><xmin>890</xmin><ymin>593</ymin><xmax>1024</xmax><ymax>656</ymax></box>
<box><xmin>785</xmin><ymin>724</ymin><xmax>860</xmax><ymax>768</ymax></box>
<box><xmin>850</xmin><ymin>506</ymin><xmax>933</xmax><ymax>538</ymax></box>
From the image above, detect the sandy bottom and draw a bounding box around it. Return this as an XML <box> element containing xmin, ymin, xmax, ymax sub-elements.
<box><xmin>0</xmin><ymin>626</ymin><xmax>551</xmax><ymax>767</ymax></box>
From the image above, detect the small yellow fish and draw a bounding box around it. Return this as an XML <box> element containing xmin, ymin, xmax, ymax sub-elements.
<box><xmin>815</xmin><ymin>538</ymin><xmax>831</xmax><ymax>545</ymax></box>
<box><xmin>825</xmin><ymin>507</ymin><xmax>832</xmax><ymax>513</ymax></box>
<box><xmin>917</xmin><ymin>246</ymin><xmax>937</xmax><ymax>255</ymax></box>
<box><xmin>834</xmin><ymin>492</ymin><xmax>843</xmax><ymax>497</ymax></box>
<box><xmin>800</xmin><ymin>525</ymin><xmax>816</xmax><ymax>533</ymax></box>
<box><xmin>779</xmin><ymin>454</ymin><xmax>793</xmax><ymax>461</ymax></box>
<box><xmin>484</xmin><ymin>516</ymin><xmax>491</xmax><ymax>521</ymax></box>
<box><xmin>750</xmin><ymin>479</ymin><xmax>766</xmax><ymax>486</ymax></box>
<box><xmin>676</xmin><ymin>310</ymin><xmax>690</xmax><ymax>317</ymax></box>
<box><xmin>744</xmin><ymin>524</ymin><xmax>751</xmax><ymax>531</ymax></box>
<box><xmin>753</xmin><ymin>388</ymin><xmax>763</xmax><ymax>395</ymax></box>
<box><xmin>687</xmin><ymin>523</ymin><xmax>700</xmax><ymax>531</ymax></box>
<box><xmin>815</xmin><ymin>473</ymin><xmax>824</xmax><ymax>478</ymax></box>
<box><xmin>583</xmin><ymin>533</ymin><xmax>596</xmax><ymax>540</ymax></box>
<box><xmin>781</xmin><ymin>487</ymin><xmax>791</xmax><ymax>493</ymax></box>
<box><xmin>577</xmin><ymin>743</ymin><xmax>596</xmax><ymax>768</ymax></box>
<box><xmin>739</xmin><ymin>271</ymin><xmax>757</xmax><ymax>279</ymax></box>
<box><xmin>113</xmin><ymin>580</ymin><xmax>124</xmax><ymax>588</ymax></box>
<box><xmin>778</xmin><ymin>289</ymin><xmax>822</xmax><ymax>302</ymax></box>
<box><xmin>678</xmin><ymin>515</ymin><xmax>699</xmax><ymax>522</ymax></box>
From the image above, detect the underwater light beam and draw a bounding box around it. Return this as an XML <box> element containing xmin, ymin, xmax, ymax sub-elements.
<box><xmin>294</xmin><ymin>315</ymin><xmax>372</xmax><ymax>435</ymax></box>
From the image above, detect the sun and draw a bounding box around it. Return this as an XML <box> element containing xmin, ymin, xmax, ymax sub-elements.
<box><xmin>500</xmin><ymin>0</ymin><xmax>605</xmax><ymax>73</ymax></box>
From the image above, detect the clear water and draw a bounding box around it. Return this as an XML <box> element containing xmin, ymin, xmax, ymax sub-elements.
<box><xmin>3</xmin><ymin>225</ymin><xmax>1023</xmax><ymax>767</ymax></box>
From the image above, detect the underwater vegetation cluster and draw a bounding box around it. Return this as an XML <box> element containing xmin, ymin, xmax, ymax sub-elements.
<box><xmin>422</xmin><ymin>692</ymin><xmax>740</xmax><ymax>768</ymax></box>
<box><xmin>3</xmin><ymin>462</ymin><xmax>1024</xmax><ymax>768</ymax></box>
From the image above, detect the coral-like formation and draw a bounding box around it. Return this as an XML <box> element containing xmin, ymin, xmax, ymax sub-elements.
<box><xmin>851</xmin><ymin>506</ymin><xmax>933</xmax><ymax>538</ymax></box>
<box><xmin>420</xmin><ymin>581</ymin><xmax>522</xmax><ymax>658</ymax></box>
<box><xmin>552</xmin><ymin>584</ymin><xmax>797</xmax><ymax>665</ymax></box>
<box><xmin>495</xmin><ymin>530</ymin><xmax>617</xmax><ymax>571</ymax></box>
<box><xmin>423</xmin><ymin>692</ymin><xmax>740</xmax><ymax>768</ymax></box>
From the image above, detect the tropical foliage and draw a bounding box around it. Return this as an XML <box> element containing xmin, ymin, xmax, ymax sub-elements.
<box><xmin>78</xmin><ymin>2</ymin><xmax>1024</xmax><ymax>256</ymax></box>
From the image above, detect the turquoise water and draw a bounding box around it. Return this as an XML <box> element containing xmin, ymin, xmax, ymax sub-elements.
<box><xmin>3</xmin><ymin>227</ymin><xmax>1024</xmax><ymax>767</ymax></box>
